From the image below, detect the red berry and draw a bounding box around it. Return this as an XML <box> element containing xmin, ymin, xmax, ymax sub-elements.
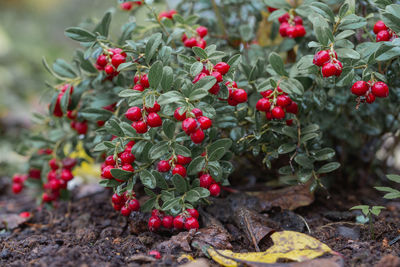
<box><xmin>286</xmin><ymin>119</ymin><xmax>294</xmax><ymax>126</ymax></box>
<box><xmin>151</xmin><ymin>209</ymin><xmax>165</xmax><ymax>217</ymax></box>
<box><xmin>260</xmin><ymin>89</ymin><xmax>273</xmax><ymax>98</ymax></box>
<box><xmin>182</xmin><ymin>118</ymin><xmax>197</xmax><ymax>134</ymax></box>
<box><xmin>285</xmin><ymin>102</ymin><xmax>298</xmax><ymax>114</ymax></box>
<box><xmin>145</xmin><ymin>102</ymin><xmax>161</xmax><ymax>113</ymax></box>
<box><xmin>190</xmin><ymin>128</ymin><xmax>205</xmax><ymax>144</ymax></box>
<box><xmin>12</xmin><ymin>175</ymin><xmax>25</xmax><ymax>184</ymax></box>
<box><xmin>232</xmin><ymin>89</ymin><xmax>248</xmax><ymax>103</ymax></box>
<box><xmin>184</xmin><ymin>217</ymin><xmax>199</xmax><ymax>230</ymax></box>
<box><xmin>334</xmin><ymin>61</ymin><xmax>343</xmax><ymax>77</ymax></box>
<box><xmin>225</xmin><ymin>81</ymin><xmax>238</xmax><ymax>88</ymax></box>
<box><xmin>122</xmin><ymin>164</ymin><xmax>134</xmax><ymax>172</ymax></box>
<box><xmin>173</xmin><ymin>215</ymin><xmax>185</xmax><ymax>229</ymax></box>
<box><xmin>132</xmin><ymin>121</ymin><xmax>148</xmax><ymax>134</ymax></box>
<box><xmin>271</xmin><ymin>106</ymin><xmax>285</xmax><ymax>119</ymax></box>
<box><xmin>294</xmin><ymin>16</ymin><xmax>303</xmax><ymax>25</ymax></box>
<box><xmin>120</xmin><ymin>2</ymin><xmax>133</xmax><ymax>10</ymax></box>
<box><xmin>209</xmin><ymin>83</ymin><xmax>220</xmax><ymax>95</ymax></box>
<box><xmin>29</xmin><ymin>169</ymin><xmax>41</xmax><ymax>179</ymax></box>
<box><xmin>134</xmin><ymin>75</ymin><xmax>139</xmax><ymax>84</ymax></box>
<box><xmin>209</xmin><ymin>183</ymin><xmax>221</xmax><ymax>196</ymax></box>
<box><xmin>147</xmin><ymin>112</ymin><xmax>162</xmax><ymax>127</ymax></box>
<box><xmin>121</xmin><ymin>206</ymin><xmax>131</xmax><ymax>216</ymax></box>
<box><xmin>125</xmin><ymin>107</ymin><xmax>142</xmax><ymax>121</ymax></box>
<box><xmin>278</xmin><ymin>13</ymin><xmax>290</xmax><ymax>23</ymax></box>
<box><xmin>148</xmin><ymin>216</ymin><xmax>162</xmax><ymax>231</ymax></box>
<box><xmin>256</xmin><ymin>98</ymin><xmax>271</xmax><ymax>111</ymax></box>
<box><xmin>12</xmin><ymin>183</ymin><xmax>23</xmax><ymax>194</ymax></box>
<box><xmin>172</xmin><ymin>164</ymin><xmax>187</xmax><ymax>177</ymax></box>
<box><xmin>372</xmin><ymin>81</ymin><xmax>389</xmax><ymax>97</ymax></box>
<box><xmin>105</xmin><ymin>155</ymin><xmax>116</xmax><ymax>166</ymax></box>
<box><xmin>113</xmin><ymin>203</ymin><xmax>123</xmax><ymax>211</ymax></box>
<box><xmin>111</xmin><ymin>53</ymin><xmax>126</xmax><ymax>68</ymax></box>
<box><xmin>74</xmin><ymin>121</ymin><xmax>88</xmax><ymax>135</ymax></box>
<box><xmin>313</xmin><ymin>50</ymin><xmax>330</xmax><ymax>67</ymax></box>
<box><xmin>133</xmin><ymin>84</ymin><xmax>144</xmax><ymax>91</ymax></box>
<box><xmin>162</xmin><ymin>215</ymin><xmax>174</xmax><ymax>229</ymax></box>
<box><xmin>105</xmin><ymin>64</ymin><xmax>115</xmax><ymax>75</ymax></box>
<box><xmin>376</xmin><ymin>30</ymin><xmax>390</xmax><ymax>42</ymax></box>
<box><xmin>266</xmin><ymin>111</ymin><xmax>273</xmax><ymax>120</ymax></box>
<box><xmin>158</xmin><ymin>11</ymin><xmax>169</xmax><ymax>20</ymax></box>
<box><xmin>128</xmin><ymin>199</ymin><xmax>140</xmax><ymax>211</ymax></box>
<box><xmin>351</xmin><ymin>81</ymin><xmax>369</xmax><ymax>96</ymax></box>
<box><xmin>112</xmin><ymin>193</ymin><xmax>124</xmax><ymax>204</ymax></box>
<box><xmin>366</xmin><ymin>93</ymin><xmax>376</xmax><ymax>103</ymax></box>
<box><xmin>97</xmin><ymin>54</ymin><xmax>107</xmax><ymax>66</ymax></box>
<box><xmin>279</xmin><ymin>23</ymin><xmax>289</xmax><ymax>37</ymax></box>
<box><xmin>211</xmin><ymin>71</ymin><xmax>223</xmax><ymax>82</ymax></box>
<box><xmin>286</xmin><ymin>26</ymin><xmax>296</xmax><ymax>38</ymax></box>
<box><xmin>186</xmin><ymin>208</ymin><xmax>199</xmax><ymax>219</ymax></box>
<box><xmin>149</xmin><ymin>250</ymin><xmax>161</xmax><ymax>259</ymax></box>
<box><xmin>102</xmin><ymin>165</ymin><xmax>114</xmax><ymax>179</ymax></box>
<box><xmin>176</xmin><ymin>155</ymin><xmax>192</xmax><ymax>165</ymax></box>
<box><xmin>294</xmin><ymin>25</ymin><xmax>306</xmax><ymax>37</ymax></box>
<box><xmin>184</xmin><ymin>37</ymin><xmax>197</xmax><ymax>48</ymax></box>
<box><xmin>214</xmin><ymin>62</ymin><xmax>230</xmax><ymax>75</ymax></box>
<box><xmin>49</xmin><ymin>179</ymin><xmax>60</xmax><ymax>190</ymax></box>
<box><xmin>193</xmin><ymin>72</ymin><xmax>207</xmax><ymax>84</ymax></box>
<box><xmin>47</xmin><ymin>170</ymin><xmax>57</xmax><ymax>181</ymax></box>
<box><xmin>61</xmin><ymin>169</ymin><xmax>74</xmax><ymax>181</ymax></box>
<box><xmin>49</xmin><ymin>158</ymin><xmax>59</xmax><ymax>170</ymax></box>
<box><xmin>192</xmin><ymin>108</ymin><xmax>203</xmax><ymax>118</ymax></box>
<box><xmin>19</xmin><ymin>212</ymin><xmax>31</xmax><ymax>218</ymax></box>
<box><xmin>200</xmin><ymin>174</ymin><xmax>214</xmax><ymax>188</ymax></box>
<box><xmin>42</xmin><ymin>193</ymin><xmax>53</xmax><ymax>203</ymax></box>
<box><xmin>174</xmin><ymin>107</ymin><xmax>186</xmax><ymax>121</ymax></box>
<box><xmin>196</xmin><ymin>26</ymin><xmax>208</xmax><ymax>38</ymax></box>
<box><xmin>181</xmin><ymin>33</ymin><xmax>188</xmax><ymax>42</ymax></box>
<box><xmin>374</xmin><ymin>20</ymin><xmax>387</xmax><ymax>34</ymax></box>
<box><xmin>197</xmin><ymin>38</ymin><xmax>207</xmax><ymax>49</ymax></box>
<box><xmin>157</xmin><ymin>160</ymin><xmax>171</xmax><ymax>172</ymax></box>
<box><xmin>167</xmin><ymin>10</ymin><xmax>177</xmax><ymax>19</ymax></box>
<box><xmin>276</xmin><ymin>95</ymin><xmax>292</xmax><ymax>107</ymax></box>
<box><xmin>198</xmin><ymin>116</ymin><xmax>212</xmax><ymax>130</ymax></box>
<box><xmin>140</xmin><ymin>74</ymin><xmax>150</xmax><ymax>88</ymax></box>
<box><xmin>53</xmin><ymin>94</ymin><xmax>63</xmax><ymax>117</ymax></box>
<box><xmin>267</xmin><ymin>7</ymin><xmax>277</xmax><ymax>13</ymax></box>
<box><xmin>62</xmin><ymin>158</ymin><xmax>76</xmax><ymax>169</ymax></box>
<box><xmin>321</xmin><ymin>62</ymin><xmax>337</xmax><ymax>77</ymax></box>
<box><xmin>120</xmin><ymin>151</ymin><xmax>135</xmax><ymax>164</ymax></box>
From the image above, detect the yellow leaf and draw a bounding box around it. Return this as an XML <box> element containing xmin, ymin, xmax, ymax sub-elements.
<box><xmin>208</xmin><ymin>230</ymin><xmax>332</xmax><ymax>267</ymax></box>
<box><xmin>67</xmin><ymin>142</ymin><xmax>100</xmax><ymax>179</ymax></box>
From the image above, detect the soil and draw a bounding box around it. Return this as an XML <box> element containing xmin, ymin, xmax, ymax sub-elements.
<box><xmin>0</xmin><ymin>180</ymin><xmax>399</xmax><ymax>267</ymax></box>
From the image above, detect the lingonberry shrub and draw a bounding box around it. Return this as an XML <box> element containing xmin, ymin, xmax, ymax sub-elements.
<box><xmin>12</xmin><ymin>0</ymin><xmax>400</xmax><ymax>231</ymax></box>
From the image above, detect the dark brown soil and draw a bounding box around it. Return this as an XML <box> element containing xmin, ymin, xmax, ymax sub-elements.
<box><xmin>1</xmin><ymin>181</ymin><xmax>399</xmax><ymax>267</ymax></box>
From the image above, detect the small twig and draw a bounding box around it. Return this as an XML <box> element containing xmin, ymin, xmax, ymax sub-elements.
<box><xmin>244</xmin><ymin>215</ymin><xmax>260</xmax><ymax>252</ymax></box>
<box><xmin>297</xmin><ymin>214</ymin><xmax>311</xmax><ymax>234</ymax></box>
<box><xmin>389</xmin><ymin>235</ymin><xmax>400</xmax><ymax>246</ymax></box>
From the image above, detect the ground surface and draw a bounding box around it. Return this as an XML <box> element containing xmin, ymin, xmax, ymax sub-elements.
<box><xmin>0</xmin><ymin>180</ymin><xmax>399</xmax><ymax>267</ymax></box>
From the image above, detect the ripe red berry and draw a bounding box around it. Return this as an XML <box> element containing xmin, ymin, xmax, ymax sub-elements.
<box><xmin>321</xmin><ymin>62</ymin><xmax>337</xmax><ymax>77</ymax></box>
<box><xmin>102</xmin><ymin>165</ymin><xmax>114</xmax><ymax>179</ymax></box>
<box><xmin>267</xmin><ymin>7</ymin><xmax>277</xmax><ymax>13</ymax></box>
<box><xmin>376</xmin><ymin>30</ymin><xmax>390</xmax><ymax>42</ymax></box>
<box><xmin>374</xmin><ymin>20</ymin><xmax>387</xmax><ymax>34</ymax></box>
<box><xmin>260</xmin><ymin>89</ymin><xmax>273</xmax><ymax>98</ymax></box>
<box><xmin>167</xmin><ymin>10</ymin><xmax>177</xmax><ymax>19</ymax></box>
<box><xmin>162</xmin><ymin>215</ymin><xmax>174</xmax><ymax>229</ymax></box>
<box><xmin>120</xmin><ymin>2</ymin><xmax>133</xmax><ymax>10</ymax></box>
<box><xmin>184</xmin><ymin>37</ymin><xmax>198</xmax><ymax>48</ymax></box>
<box><xmin>157</xmin><ymin>160</ymin><xmax>171</xmax><ymax>172</ymax></box>
<box><xmin>128</xmin><ymin>199</ymin><xmax>140</xmax><ymax>211</ymax></box>
<box><xmin>74</xmin><ymin>121</ymin><xmax>88</xmax><ymax>135</ymax></box>
<box><xmin>112</xmin><ymin>193</ymin><xmax>124</xmax><ymax>204</ymax></box>
<box><xmin>225</xmin><ymin>81</ymin><xmax>238</xmax><ymax>88</ymax></box>
<box><xmin>104</xmin><ymin>64</ymin><xmax>115</xmax><ymax>75</ymax></box>
<box><xmin>97</xmin><ymin>54</ymin><xmax>108</xmax><ymax>66</ymax></box>
<box><xmin>182</xmin><ymin>118</ymin><xmax>197</xmax><ymax>134</ymax></box>
<box><xmin>286</xmin><ymin>102</ymin><xmax>299</xmax><ymax>114</ymax></box>
<box><xmin>286</xmin><ymin>26</ymin><xmax>296</xmax><ymax>38</ymax></box>
<box><xmin>12</xmin><ymin>175</ymin><xmax>25</xmax><ymax>184</ymax></box>
<box><xmin>105</xmin><ymin>155</ymin><xmax>116</xmax><ymax>166</ymax></box>
<box><xmin>125</xmin><ymin>107</ymin><xmax>142</xmax><ymax>121</ymax></box>
<box><xmin>53</xmin><ymin>94</ymin><xmax>63</xmax><ymax>117</ymax></box>
<box><xmin>271</xmin><ymin>106</ymin><xmax>285</xmax><ymax>119</ymax></box>
<box><xmin>191</xmin><ymin>108</ymin><xmax>203</xmax><ymax>118</ymax></box>
<box><xmin>294</xmin><ymin>25</ymin><xmax>306</xmax><ymax>37</ymax></box>
<box><xmin>148</xmin><ymin>216</ymin><xmax>162</xmax><ymax>231</ymax></box>
<box><xmin>42</xmin><ymin>193</ymin><xmax>53</xmax><ymax>203</ymax></box>
<box><xmin>120</xmin><ymin>151</ymin><xmax>135</xmax><ymax>164</ymax></box>
<box><xmin>176</xmin><ymin>155</ymin><xmax>192</xmax><ymax>165</ymax></box>
<box><xmin>276</xmin><ymin>95</ymin><xmax>292</xmax><ymax>107</ymax></box>
<box><xmin>196</xmin><ymin>26</ymin><xmax>208</xmax><ymax>38</ymax></box>
<box><xmin>186</xmin><ymin>208</ymin><xmax>199</xmax><ymax>219</ymax></box>
<box><xmin>174</xmin><ymin>107</ymin><xmax>186</xmax><ymax>121</ymax></box>
<box><xmin>47</xmin><ymin>170</ymin><xmax>57</xmax><ymax>181</ymax></box>
<box><xmin>294</xmin><ymin>16</ymin><xmax>303</xmax><ymax>25</ymax></box>
<box><xmin>19</xmin><ymin>212</ymin><xmax>31</xmax><ymax>218</ymax></box>
<box><xmin>61</xmin><ymin>169</ymin><xmax>74</xmax><ymax>181</ymax></box>
<box><xmin>351</xmin><ymin>81</ymin><xmax>369</xmax><ymax>96</ymax></box>
<box><xmin>184</xmin><ymin>217</ymin><xmax>199</xmax><ymax>230</ymax></box>
<box><xmin>334</xmin><ymin>61</ymin><xmax>343</xmax><ymax>77</ymax></box>
<box><xmin>111</xmin><ymin>53</ymin><xmax>126</xmax><ymax>68</ymax></box>
<box><xmin>278</xmin><ymin>13</ymin><xmax>290</xmax><ymax>23</ymax></box>
<box><xmin>49</xmin><ymin>179</ymin><xmax>60</xmax><ymax>190</ymax></box>
<box><xmin>151</xmin><ymin>209</ymin><xmax>165</xmax><ymax>217</ymax></box>
<box><xmin>12</xmin><ymin>183</ymin><xmax>23</xmax><ymax>194</ymax></box>
<box><xmin>211</xmin><ymin>71</ymin><xmax>223</xmax><ymax>82</ymax></box>
<box><xmin>145</xmin><ymin>102</ymin><xmax>161</xmax><ymax>113</ymax></box>
<box><xmin>191</xmin><ymin>128</ymin><xmax>205</xmax><ymax>144</ymax></box>
<box><xmin>313</xmin><ymin>50</ymin><xmax>330</xmax><ymax>67</ymax></box>
<box><xmin>279</xmin><ymin>22</ymin><xmax>290</xmax><ymax>37</ymax></box>
<box><xmin>209</xmin><ymin>183</ymin><xmax>221</xmax><ymax>196</ymax></box>
<box><xmin>133</xmin><ymin>84</ymin><xmax>145</xmax><ymax>91</ymax></box>
<box><xmin>140</xmin><ymin>74</ymin><xmax>150</xmax><ymax>88</ymax></box>
<box><xmin>256</xmin><ymin>98</ymin><xmax>271</xmax><ymax>112</ymax></box>
<box><xmin>366</xmin><ymin>92</ymin><xmax>376</xmax><ymax>103</ymax></box>
<box><xmin>193</xmin><ymin>72</ymin><xmax>207</xmax><ymax>84</ymax></box>
<box><xmin>200</xmin><ymin>174</ymin><xmax>214</xmax><ymax>188</ymax></box>
<box><xmin>173</xmin><ymin>215</ymin><xmax>185</xmax><ymax>229</ymax></box>
<box><xmin>149</xmin><ymin>250</ymin><xmax>161</xmax><ymax>259</ymax></box>
<box><xmin>209</xmin><ymin>83</ymin><xmax>220</xmax><ymax>95</ymax></box>
<box><xmin>113</xmin><ymin>203</ymin><xmax>123</xmax><ymax>211</ymax></box>
<box><xmin>372</xmin><ymin>81</ymin><xmax>389</xmax><ymax>97</ymax></box>
<box><xmin>147</xmin><ymin>113</ymin><xmax>162</xmax><ymax>128</ymax></box>
<box><xmin>132</xmin><ymin>121</ymin><xmax>148</xmax><ymax>134</ymax></box>
<box><xmin>232</xmin><ymin>89</ymin><xmax>248</xmax><ymax>103</ymax></box>
<box><xmin>122</xmin><ymin>164</ymin><xmax>134</xmax><ymax>172</ymax></box>
<box><xmin>197</xmin><ymin>38</ymin><xmax>207</xmax><ymax>49</ymax></box>
<box><xmin>198</xmin><ymin>116</ymin><xmax>212</xmax><ymax>130</ymax></box>
<box><xmin>214</xmin><ymin>62</ymin><xmax>230</xmax><ymax>75</ymax></box>
<box><xmin>121</xmin><ymin>206</ymin><xmax>131</xmax><ymax>216</ymax></box>
<box><xmin>172</xmin><ymin>164</ymin><xmax>187</xmax><ymax>177</ymax></box>
<box><xmin>49</xmin><ymin>158</ymin><xmax>59</xmax><ymax>170</ymax></box>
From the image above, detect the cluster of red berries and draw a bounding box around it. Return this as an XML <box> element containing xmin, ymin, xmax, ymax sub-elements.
<box><xmin>11</xmin><ymin>174</ymin><xmax>27</xmax><ymax>194</ymax></box>
<box><xmin>120</xmin><ymin>1</ymin><xmax>142</xmax><ymax>11</ymax></box>
<box><xmin>70</xmin><ymin>120</ymin><xmax>88</xmax><ymax>135</ymax></box>
<box><xmin>313</xmin><ymin>49</ymin><xmax>343</xmax><ymax>77</ymax></box>
<box><xmin>158</xmin><ymin>10</ymin><xmax>177</xmax><ymax>20</ymax></box>
<box><xmin>101</xmin><ymin>140</ymin><xmax>136</xmax><ymax>181</ymax></box>
<box><xmin>182</xmin><ymin>26</ymin><xmax>208</xmax><ymax>49</ymax></box>
<box><xmin>148</xmin><ymin>209</ymin><xmax>199</xmax><ymax>232</ymax></box>
<box><xmin>374</xmin><ymin>20</ymin><xmax>397</xmax><ymax>42</ymax></box>
<box><xmin>125</xmin><ymin>102</ymin><xmax>162</xmax><ymax>134</ymax></box>
<box><xmin>278</xmin><ymin>13</ymin><xmax>306</xmax><ymax>38</ymax></box>
<box><xmin>53</xmin><ymin>84</ymin><xmax>73</xmax><ymax>117</ymax></box>
<box><xmin>193</xmin><ymin>61</ymin><xmax>230</xmax><ymax>95</ymax></box>
<box><xmin>42</xmin><ymin>158</ymin><xmax>76</xmax><ymax>203</ymax></box>
<box><xmin>351</xmin><ymin>80</ymin><xmax>389</xmax><ymax>104</ymax></box>
<box><xmin>174</xmin><ymin>108</ymin><xmax>212</xmax><ymax>144</ymax></box>
<box><xmin>132</xmin><ymin>73</ymin><xmax>150</xmax><ymax>92</ymax></box>
<box><xmin>199</xmin><ymin>173</ymin><xmax>221</xmax><ymax>196</ymax></box>
<box><xmin>95</xmin><ymin>48</ymin><xmax>127</xmax><ymax>78</ymax></box>
<box><xmin>223</xmin><ymin>81</ymin><xmax>248</xmax><ymax>106</ymax></box>
<box><xmin>256</xmin><ymin>87</ymin><xmax>298</xmax><ymax>122</ymax></box>
<box><xmin>157</xmin><ymin>154</ymin><xmax>192</xmax><ymax>177</ymax></box>
<box><xmin>111</xmin><ymin>191</ymin><xmax>140</xmax><ymax>216</ymax></box>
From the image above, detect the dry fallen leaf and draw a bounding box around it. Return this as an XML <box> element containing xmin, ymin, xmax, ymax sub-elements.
<box><xmin>0</xmin><ymin>213</ymin><xmax>30</xmax><ymax>230</ymax></box>
<box><xmin>208</xmin><ymin>230</ymin><xmax>333</xmax><ymax>267</ymax></box>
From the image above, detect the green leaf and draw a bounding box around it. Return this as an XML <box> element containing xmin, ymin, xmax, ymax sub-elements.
<box><xmin>110</xmin><ymin>169</ymin><xmax>133</xmax><ymax>181</ymax></box>
<box><xmin>161</xmin><ymin>66</ymin><xmax>174</xmax><ymax>91</ymax></box>
<box><xmin>338</xmin><ymin>3</ymin><xmax>349</xmax><ymax>18</ymax></box>
<box><xmin>174</xmin><ymin>144</ymin><xmax>191</xmax><ymax>157</ymax></box>
<box><xmin>335</xmin><ymin>30</ymin><xmax>355</xmax><ymax>40</ymax></box>
<box><xmin>192</xmin><ymin>47</ymin><xmax>208</xmax><ymax>60</ymax></box>
<box><xmin>145</xmin><ymin>33</ymin><xmax>162</xmax><ymax>64</ymax></box>
<box><xmin>99</xmin><ymin>179</ymin><xmax>120</xmax><ymax>187</ymax></box>
<box><xmin>158</xmin><ymin>91</ymin><xmax>184</xmax><ymax>105</ymax></box>
<box><xmin>336</xmin><ymin>48</ymin><xmax>360</xmax><ymax>59</ymax></box>
<box><xmin>313</xmin><ymin>148</ymin><xmax>336</xmax><ymax>161</ymax></box>
<box><xmin>387</xmin><ymin>174</ymin><xmax>400</xmax><ymax>183</ymax></box>
<box><xmin>152</xmin><ymin>170</ymin><xmax>168</xmax><ymax>190</ymax></box>
<box><xmin>161</xmin><ymin>197</ymin><xmax>180</xmax><ymax>211</ymax></box>
<box><xmin>298</xmin><ymin>169</ymin><xmax>312</xmax><ymax>183</ymax></box>
<box><xmin>350</xmin><ymin>205</ymin><xmax>370</xmax><ymax>216</ymax></box>
<box><xmin>53</xmin><ymin>59</ymin><xmax>77</xmax><ymax>78</ymax></box>
<box><xmin>119</xmin><ymin>89</ymin><xmax>142</xmax><ymax>98</ymax></box>
<box><xmin>60</xmin><ymin>87</ymin><xmax>71</xmax><ymax>114</ymax></box>
<box><xmin>172</xmin><ymin>174</ymin><xmax>187</xmax><ymax>193</ymax></box>
<box><xmin>79</xmin><ymin>108</ymin><xmax>113</xmax><ymax>121</ymax></box>
<box><xmin>264</xmin><ymin>0</ymin><xmax>291</xmax><ymax>9</ymax></box>
<box><xmin>239</xmin><ymin>24</ymin><xmax>253</xmax><ymax>42</ymax></box>
<box><xmin>141</xmin><ymin>197</ymin><xmax>156</xmax><ymax>212</ymax></box>
<box><xmin>302</xmin><ymin>124</ymin><xmax>320</xmax><ymax>134</ymax></box>
<box><xmin>190</xmin><ymin>62</ymin><xmax>203</xmax><ymax>77</ymax></box>
<box><xmin>187</xmin><ymin>156</ymin><xmax>206</xmax><ymax>175</ymax></box>
<box><xmin>94</xmin><ymin>11</ymin><xmax>112</xmax><ymax>37</ymax></box>
<box><xmin>140</xmin><ymin>170</ymin><xmax>156</xmax><ymax>189</ymax></box>
<box><xmin>269</xmin><ymin>52</ymin><xmax>288</xmax><ymax>76</ymax></box>
<box><xmin>295</xmin><ymin>154</ymin><xmax>314</xmax><ymax>169</ymax></box>
<box><xmin>301</xmin><ymin>133</ymin><xmax>319</xmax><ymax>144</ymax></box>
<box><xmin>185</xmin><ymin>190</ymin><xmax>200</xmax><ymax>202</ymax></box>
<box><xmin>148</xmin><ymin>141</ymin><xmax>169</xmax><ymax>160</ymax></box>
<box><xmin>317</xmin><ymin>162</ymin><xmax>340</xmax><ymax>174</ymax></box>
<box><xmin>208</xmin><ymin>147</ymin><xmax>226</xmax><ymax>161</ymax></box>
<box><xmin>162</xmin><ymin>120</ymin><xmax>175</xmax><ymax>139</ymax></box>
<box><xmin>64</xmin><ymin>27</ymin><xmax>96</xmax><ymax>42</ymax></box>
<box><xmin>105</xmin><ymin>119</ymin><xmax>124</xmax><ymax>136</ymax></box>
<box><xmin>375</xmin><ymin>47</ymin><xmax>400</xmax><ymax>61</ymax></box>
<box><xmin>310</xmin><ymin>2</ymin><xmax>335</xmax><ymax>23</ymax></box>
<box><xmin>371</xmin><ymin>206</ymin><xmax>385</xmax><ymax>216</ymax></box>
<box><xmin>208</xmin><ymin>138</ymin><xmax>232</xmax><ymax>155</ymax></box>
<box><xmin>278</xmin><ymin>144</ymin><xmax>296</xmax><ymax>154</ymax></box>
<box><xmin>192</xmin><ymin>76</ymin><xmax>217</xmax><ymax>91</ymax></box>
<box><xmin>193</xmin><ymin>187</ymin><xmax>210</xmax><ymax>198</ymax></box>
<box><xmin>148</xmin><ymin>61</ymin><xmax>163</xmax><ymax>88</ymax></box>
